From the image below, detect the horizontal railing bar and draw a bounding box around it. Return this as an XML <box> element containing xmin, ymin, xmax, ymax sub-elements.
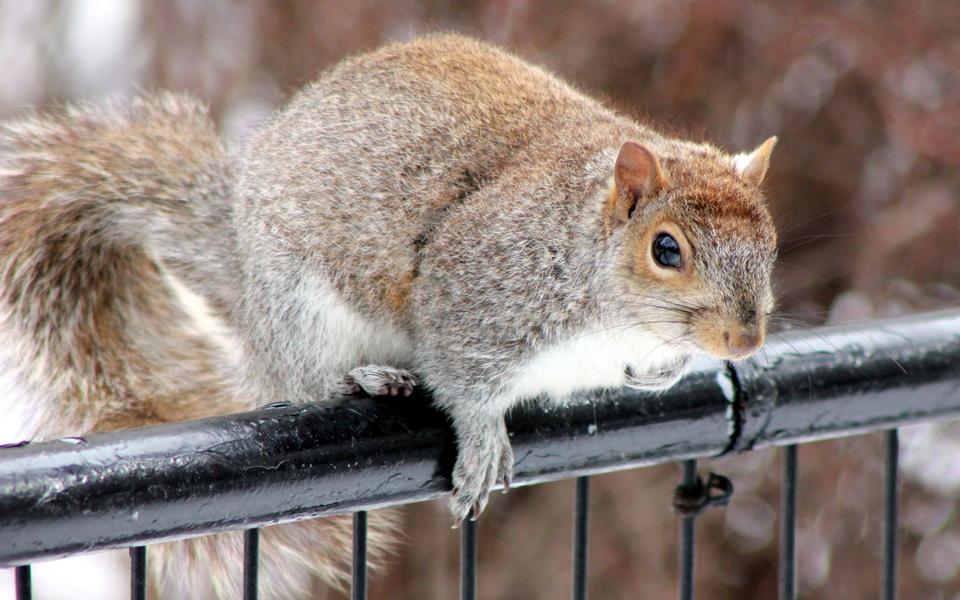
<box><xmin>2</xmin><ymin>309</ymin><xmax>960</xmax><ymax>566</ymax></box>
<box><xmin>734</xmin><ymin>309</ymin><xmax>960</xmax><ymax>450</ymax></box>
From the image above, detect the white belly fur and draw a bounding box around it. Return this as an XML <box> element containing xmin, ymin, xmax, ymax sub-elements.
<box><xmin>510</xmin><ymin>322</ymin><xmax>683</xmax><ymax>402</ymax></box>
<box><xmin>300</xmin><ymin>273</ymin><xmax>414</xmax><ymax>371</ymax></box>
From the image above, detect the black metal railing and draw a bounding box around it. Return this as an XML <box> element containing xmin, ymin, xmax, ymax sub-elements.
<box><xmin>3</xmin><ymin>309</ymin><xmax>960</xmax><ymax>599</ymax></box>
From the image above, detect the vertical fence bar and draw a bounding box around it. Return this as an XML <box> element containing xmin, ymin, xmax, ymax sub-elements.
<box><xmin>129</xmin><ymin>546</ymin><xmax>146</xmax><ymax>600</ymax></box>
<box><xmin>243</xmin><ymin>528</ymin><xmax>259</xmax><ymax>600</ymax></box>
<box><xmin>882</xmin><ymin>429</ymin><xmax>899</xmax><ymax>600</ymax></box>
<box><xmin>460</xmin><ymin>512</ymin><xmax>477</xmax><ymax>600</ymax></box>
<box><xmin>679</xmin><ymin>460</ymin><xmax>697</xmax><ymax>600</ymax></box>
<box><xmin>573</xmin><ymin>476</ymin><xmax>590</xmax><ymax>600</ymax></box>
<box><xmin>353</xmin><ymin>511</ymin><xmax>368</xmax><ymax>600</ymax></box>
<box><xmin>779</xmin><ymin>445</ymin><xmax>798</xmax><ymax>600</ymax></box>
<box><xmin>15</xmin><ymin>565</ymin><xmax>30</xmax><ymax>600</ymax></box>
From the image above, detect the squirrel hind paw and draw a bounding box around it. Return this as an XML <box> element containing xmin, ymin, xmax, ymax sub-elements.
<box><xmin>343</xmin><ymin>365</ymin><xmax>418</xmax><ymax>397</ymax></box>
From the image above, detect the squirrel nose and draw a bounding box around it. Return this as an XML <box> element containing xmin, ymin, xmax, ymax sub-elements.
<box><xmin>723</xmin><ymin>329</ymin><xmax>763</xmax><ymax>359</ymax></box>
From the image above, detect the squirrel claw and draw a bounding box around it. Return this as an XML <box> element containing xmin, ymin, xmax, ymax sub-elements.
<box><xmin>344</xmin><ymin>365</ymin><xmax>418</xmax><ymax>398</ymax></box>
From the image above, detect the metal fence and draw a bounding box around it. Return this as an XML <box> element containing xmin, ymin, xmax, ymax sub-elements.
<box><xmin>3</xmin><ymin>309</ymin><xmax>960</xmax><ymax>599</ymax></box>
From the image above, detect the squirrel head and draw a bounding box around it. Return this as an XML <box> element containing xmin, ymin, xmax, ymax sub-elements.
<box><xmin>602</xmin><ymin>137</ymin><xmax>778</xmax><ymax>361</ymax></box>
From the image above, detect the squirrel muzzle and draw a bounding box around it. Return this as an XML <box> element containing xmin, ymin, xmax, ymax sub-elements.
<box><xmin>722</xmin><ymin>327</ymin><xmax>764</xmax><ymax>359</ymax></box>
<box><xmin>690</xmin><ymin>315</ymin><xmax>767</xmax><ymax>361</ymax></box>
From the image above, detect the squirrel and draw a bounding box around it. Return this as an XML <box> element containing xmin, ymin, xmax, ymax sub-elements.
<box><xmin>0</xmin><ymin>34</ymin><xmax>776</xmax><ymax>598</ymax></box>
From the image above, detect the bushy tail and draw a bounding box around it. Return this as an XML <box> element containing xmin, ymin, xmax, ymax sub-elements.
<box><xmin>0</xmin><ymin>93</ymin><xmax>241</xmax><ymax>433</ymax></box>
<box><xmin>0</xmin><ymin>95</ymin><xmax>393</xmax><ymax>599</ymax></box>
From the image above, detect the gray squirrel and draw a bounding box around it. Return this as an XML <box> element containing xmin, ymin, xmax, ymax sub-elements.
<box><xmin>0</xmin><ymin>34</ymin><xmax>776</xmax><ymax>598</ymax></box>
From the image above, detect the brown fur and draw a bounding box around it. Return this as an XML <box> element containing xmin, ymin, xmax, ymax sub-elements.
<box><xmin>382</xmin><ymin>270</ymin><xmax>416</xmax><ymax>317</ymax></box>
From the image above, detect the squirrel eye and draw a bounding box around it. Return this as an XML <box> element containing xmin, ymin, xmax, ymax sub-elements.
<box><xmin>652</xmin><ymin>233</ymin><xmax>682</xmax><ymax>268</ymax></box>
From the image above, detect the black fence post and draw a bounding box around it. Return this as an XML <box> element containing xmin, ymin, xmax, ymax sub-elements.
<box><xmin>353</xmin><ymin>511</ymin><xmax>368</xmax><ymax>600</ymax></box>
<box><xmin>573</xmin><ymin>476</ymin><xmax>590</xmax><ymax>600</ymax></box>
<box><xmin>15</xmin><ymin>565</ymin><xmax>30</xmax><ymax>600</ymax></box>
<box><xmin>779</xmin><ymin>445</ymin><xmax>798</xmax><ymax>600</ymax></box>
<box><xmin>461</xmin><ymin>513</ymin><xmax>477</xmax><ymax>600</ymax></box>
<box><xmin>679</xmin><ymin>460</ymin><xmax>698</xmax><ymax>600</ymax></box>
<box><xmin>129</xmin><ymin>546</ymin><xmax>146</xmax><ymax>600</ymax></box>
<box><xmin>882</xmin><ymin>430</ymin><xmax>899</xmax><ymax>600</ymax></box>
<box><xmin>243</xmin><ymin>529</ymin><xmax>259</xmax><ymax>600</ymax></box>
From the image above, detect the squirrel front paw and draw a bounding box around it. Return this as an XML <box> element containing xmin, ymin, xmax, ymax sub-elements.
<box><xmin>449</xmin><ymin>416</ymin><xmax>513</xmax><ymax>523</ymax></box>
<box><xmin>624</xmin><ymin>354</ymin><xmax>692</xmax><ymax>391</ymax></box>
<box><xmin>343</xmin><ymin>365</ymin><xmax>418</xmax><ymax>397</ymax></box>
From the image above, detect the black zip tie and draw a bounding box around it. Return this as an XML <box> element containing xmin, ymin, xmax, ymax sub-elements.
<box><xmin>673</xmin><ymin>471</ymin><xmax>734</xmax><ymax>516</ymax></box>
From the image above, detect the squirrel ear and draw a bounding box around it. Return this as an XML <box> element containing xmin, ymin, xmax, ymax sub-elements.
<box><xmin>733</xmin><ymin>136</ymin><xmax>777</xmax><ymax>186</ymax></box>
<box><xmin>608</xmin><ymin>142</ymin><xmax>665</xmax><ymax>229</ymax></box>
<box><xmin>615</xmin><ymin>141</ymin><xmax>665</xmax><ymax>197</ymax></box>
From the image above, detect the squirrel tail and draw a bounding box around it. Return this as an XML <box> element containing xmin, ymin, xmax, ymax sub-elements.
<box><xmin>0</xmin><ymin>93</ymin><xmax>240</xmax><ymax>435</ymax></box>
<box><xmin>0</xmin><ymin>95</ymin><xmax>395</xmax><ymax>598</ymax></box>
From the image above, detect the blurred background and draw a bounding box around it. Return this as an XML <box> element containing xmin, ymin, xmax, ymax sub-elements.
<box><xmin>1</xmin><ymin>0</ymin><xmax>959</xmax><ymax>598</ymax></box>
